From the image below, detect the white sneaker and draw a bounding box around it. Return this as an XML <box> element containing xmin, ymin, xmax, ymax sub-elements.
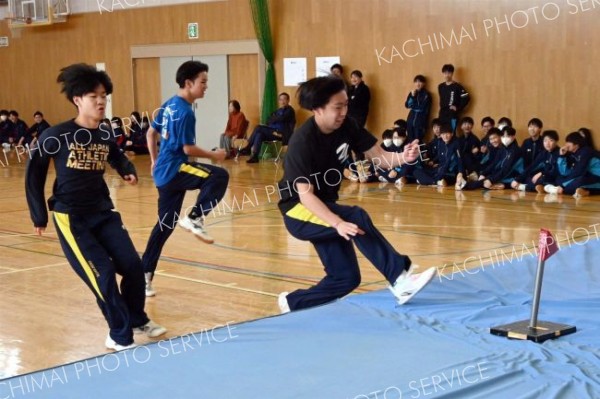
<box><xmin>133</xmin><ymin>320</ymin><xmax>167</xmax><ymax>338</ymax></box>
<box><xmin>455</xmin><ymin>175</ymin><xmax>467</xmax><ymax>191</ymax></box>
<box><xmin>145</xmin><ymin>272</ymin><xmax>156</xmax><ymax>297</ymax></box>
<box><xmin>278</xmin><ymin>292</ymin><xmax>291</xmax><ymax>314</ymax></box>
<box><xmin>179</xmin><ymin>216</ymin><xmax>215</xmax><ymax>244</ymax></box>
<box><xmin>395</xmin><ymin>176</ymin><xmax>407</xmax><ymax>186</ymax></box>
<box><xmin>105</xmin><ymin>335</ymin><xmax>136</xmax><ymax>351</ymax></box>
<box><xmin>544</xmin><ymin>184</ymin><xmax>560</xmax><ymax>194</ymax></box>
<box><xmin>388</xmin><ymin>266</ymin><xmax>436</xmax><ymax>305</ymax></box>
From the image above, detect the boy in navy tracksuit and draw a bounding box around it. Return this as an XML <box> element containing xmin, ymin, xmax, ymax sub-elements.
<box><xmin>276</xmin><ymin>76</ymin><xmax>435</xmax><ymax>313</ymax></box>
<box><xmin>458</xmin><ymin>127</ymin><xmax>523</xmax><ymax>190</ymax></box>
<box><xmin>142</xmin><ymin>60</ymin><xmax>229</xmax><ymax>297</ymax></box>
<box><xmin>25</xmin><ymin>64</ymin><xmax>165</xmax><ymax>351</ymax></box>
<box><xmin>424</xmin><ymin>118</ymin><xmax>442</xmax><ymax>166</ymax></box>
<box><xmin>22</xmin><ymin>111</ymin><xmax>51</xmax><ymax>147</ymax></box>
<box><xmin>414</xmin><ymin>124</ymin><xmax>463</xmax><ymax>187</ymax></box>
<box><xmin>377</xmin><ymin>125</ymin><xmax>409</xmax><ymax>184</ymax></box>
<box><xmin>543</xmin><ymin>131</ymin><xmax>600</xmax><ymax>197</ymax></box>
<box><xmin>9</xmin><ymin>111</ymin><xmax>28</xmax><ymax>147</ymax></box>
<box><xmin>511</xmin><ymin>130</ymin><xmax>559</xmax><ymax>192</ymax></box>
<box><xmin>404</xmin><ymin>75</ymin><xmax>431</xmax><ymax>142</ymax></box>
<box><xmin>457</xmin><ymin>116</ymin><xmax>481</xmax><ymax>175</ymax></box>
<box><xmin>521</xmin><ymin>118</ymin><xmax>543</xmax><ymax>169</ymax></box>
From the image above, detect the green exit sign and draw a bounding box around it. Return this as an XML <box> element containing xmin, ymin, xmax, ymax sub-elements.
<box><xmin>188</xmin><ymin>23</ymin><xmax>199</xmax><ymax>40</ymax></box>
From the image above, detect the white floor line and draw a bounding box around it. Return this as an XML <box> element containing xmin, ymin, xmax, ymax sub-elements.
<box><xmin>0</xmin><ymin>262</ymin><xmax>68</xmax><ymax>275</ymax></box>
<box><xmin>156</xmin><ymin>271</ymin><xmax>278</xmax><ymax>297</ymax></box>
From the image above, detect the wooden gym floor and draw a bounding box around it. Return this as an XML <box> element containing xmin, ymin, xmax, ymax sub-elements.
<box><xmin>0</xmin><ymin>150</ymin><xmax>598</xmax><ymax>378</ymax></box>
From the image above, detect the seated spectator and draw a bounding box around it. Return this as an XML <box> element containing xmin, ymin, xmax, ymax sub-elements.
<box><xmin>9</xmin><ymin>110</ymin><xmax>28</xmax><ymax>147</ymax></box>
<box><xmin>543</xmin><ymin>130</ymin><xmax>600</xmax><ymax>197</ymax></box>
<box><xmin>479</xmin><ymin>116</ymin><xmax>495</xmax><ymax>156</ymax></box>
<box><xmin>20</xmin><ymin>111</ymin><xmax>50</xmax><ymax>147</ymax></box>
<box><xmin>457</xmin><ymin>116</ymin><xmax>481</xmax><ymax>175</ymax></box>
<box><xmin>110</xmin><ymin>117</ymin><xmax>127</xmax><ymax>148</ymax></box>
<box><xmin>522</xmin><ymin>118</ymin><xmax>543</xmax><ymax>168</ymax></box>
<box><xmin>128</xmin><ymin>111</ymin><xmax>143</xmax><ymax>141</ymax></box>
<box><xmin>414</xmin><ymin>124</ymin><xmax>463</xmax><ymax>187</ymax></box>
<box><xmin>124</xmin><ymin>116</ymin><xmax>150</xmax><ymax>155</ymax></box>
<box><xmin>0</xmin><ymin>109</ymin><xmax>15</xmax><ymax>149</ymax></box>
<box><xmin>479</xmin><ymin>127</ymin><xmax>502</xmax><ymax>171</ymax></box>
<box><xmin>497</xmin><ymin>116</ymin><xmax>513</xmax><ymax>132</ymax></box>
<box><xmin>219</xmin><ymin>100</ymin><xmax>248</xmax><ymax>158</ymax></box>
<box><xmin>424</xmin><ymin>118</ymin><xmax>442</xmax><ymax>166</ymax></box>
<box><xmin>511</xmin><ymin>130</ymin><xmax>560</xmax><ymax>192</ymax></box>
<box><xmin>377</xmin><ymin>127</ymin><xmax>408</xmax><ymax>184</ymax></box>
<box><xmin>243</xmin><ymin>92</ymin><xmax>295</xmax><ymax>163</ymax></box>
<box><xmin>458</xmin><ymin>127</ymin><xmax>523</xmax><ymax>190</ymax></box>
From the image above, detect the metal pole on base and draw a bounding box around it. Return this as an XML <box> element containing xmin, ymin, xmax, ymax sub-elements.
<box><xmin>490</xmin><ymin>228</ymin><xmax>576</xmax><ymax>343</ymax></box>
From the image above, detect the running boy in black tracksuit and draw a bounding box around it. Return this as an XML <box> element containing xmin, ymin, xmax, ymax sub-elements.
<box><xmin>25</xmin><ymin>64</ymin><xmax>166</xmax><ymax>351</ymax></box>
<box><xmin>276</xmin><ymin>76</ymin><xmax>435</xmax><ymax>313</ymax></box>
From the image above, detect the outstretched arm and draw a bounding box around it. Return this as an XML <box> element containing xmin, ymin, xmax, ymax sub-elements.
<box><xmin>297</xmin><ymin>182</ymin><xmax>364</xmax><ymax>241</ymax></box>
<box><xmin>364</xmin><ymin>139</ymin><xmax>423</xmax><ymax>170</ymax></box>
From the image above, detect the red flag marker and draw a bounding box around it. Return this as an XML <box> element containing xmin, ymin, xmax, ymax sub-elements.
<box><xmin>538</xmin><ymin>228</ymin><xmax>559</xmax><ymax>262</ymax></box>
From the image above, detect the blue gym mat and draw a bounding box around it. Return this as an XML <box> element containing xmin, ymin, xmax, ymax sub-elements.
<box><xmin>2</xmin><ymin>239</ymin><xmax>600</xmax><ymax>399</ymax></box>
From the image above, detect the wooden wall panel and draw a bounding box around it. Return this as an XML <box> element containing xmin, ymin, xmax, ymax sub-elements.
<box><xmin>132</xmin><ymin>58</ymin><xmax>161</xmax><ymax>120</ymax></box>
<box><xmin>1</xmin><ymin>0</ymin><xmax>599</xmax><ymax>145</ymax></box>
<box><xmin>271</xmin><ymin>0</ymin><xmax>600</xmax><ymax>144</ymax></box>
<box><xmin>0</xmin><ymin>0</ymin><xmax>255</xmax><ymax>124</ymax></box>
<box><xmin>228</xmin><ymin>54</ymin><xmax>260</xmax><ymax>129</ymax></box>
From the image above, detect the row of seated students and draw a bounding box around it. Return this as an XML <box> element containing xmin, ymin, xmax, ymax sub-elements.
<box><xmin>100</xmin><ymin>112</ymin><xmax>150</xmax><ymax>155</ymax></box>
<box><xmin>0</xmin><ymin>110</ymin><xmax>51</xmax><ymax>149</ymax></box>
<box><xmin>349</xmin><ymin>117</ymin><xmax>600</xmax><ymax>198</ymax></box>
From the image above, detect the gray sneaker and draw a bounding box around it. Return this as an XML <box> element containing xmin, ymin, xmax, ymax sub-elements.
<box><xmin>179</xmin><ymin>216</ymin><xmax>215</xmax><ymax>244</ymax></box>
<box><xmin>145</xmin><ymin>272</ymin><xmax>156</xmax><ymax>297</ymax></box>
<box><xmin>133</xmin><ymin>320</ymin><xmax>167</xmax><ymax>338</ymax></box>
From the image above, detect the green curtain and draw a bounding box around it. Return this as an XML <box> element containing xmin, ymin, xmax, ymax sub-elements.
<box><xmin>249</xmin><ymin>0</ymin><xmax>277</xmax><ymax>124</ymax></box>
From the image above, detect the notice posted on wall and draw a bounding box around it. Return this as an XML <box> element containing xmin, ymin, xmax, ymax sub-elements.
<box><xmin>283</xmin><ymin>58</ymin><xmax>307</xmax><ymax>87</ymax></box>
<box><xmin>315</xmin><ymin>56</ymin><xmax>340</xmax><ymax>77</ymax></box>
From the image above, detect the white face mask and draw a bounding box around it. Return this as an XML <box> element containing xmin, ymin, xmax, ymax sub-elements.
<box><xmin>498</xmin><ymin>123</ymin><xmax>507</xmax><ymax>131</ymax></box>
<box><xmin>383</xmin><ymin>139</ymin><xmax>393</xmax><ymax>147</ymax></box>
<box><xmin>501</xmin><ymin>136</ymin><xmax>513</xmax><ymax>147</ymax></box>
<box><xmin>0</xmin><ymin>115</ymin><xmax>6</xmax><ymax>121</ymax></box>
<box><xmin>111</xmin><ymin>123</ymin><xmax>119</xmax><ymax>129</ymax></box>
<box><xmin>393</xmin><ymin>138</ymin><xmax>405</xmax><ymax>147</ymax></box>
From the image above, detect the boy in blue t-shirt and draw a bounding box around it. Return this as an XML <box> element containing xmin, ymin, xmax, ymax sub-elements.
<box><xmin>141</xmin><ymin>60</ymin><xmax>229</xmax><ymax>297</ymax></box>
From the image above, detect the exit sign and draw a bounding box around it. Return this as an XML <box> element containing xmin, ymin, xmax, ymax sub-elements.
<box><xmin>188</xmin><ymin>23</ymin><xmax>199</xmax><ymax>40</ymax></box>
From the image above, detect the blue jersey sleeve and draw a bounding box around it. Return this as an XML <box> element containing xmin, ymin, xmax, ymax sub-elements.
<box><xmin>178</xmin><ymin>113</ymin><xmax>196</xmax><ymax>146</ymax></box>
